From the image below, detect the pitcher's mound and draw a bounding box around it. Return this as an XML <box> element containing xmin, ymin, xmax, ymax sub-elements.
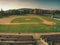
<box><xmin>25</xmin><ymin>19</ymin><xmax>31</xmax><ymax>20</ymax></box>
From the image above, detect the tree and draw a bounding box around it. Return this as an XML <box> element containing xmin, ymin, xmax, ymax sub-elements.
<box><xmin>0</xmin><ymin>8</ymin><xmax>5</xmax><ymax>17</ymax></box>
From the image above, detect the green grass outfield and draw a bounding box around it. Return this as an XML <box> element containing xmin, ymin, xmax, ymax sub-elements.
<box><xmin>0</xmin><ymin>14</ymin><xmax>60</xmax><ymax>33</ymax></box>
<box><xmin>0</xmin><ymin>24</ymin><xmax>60</xmax><ymax>33</ymax></box>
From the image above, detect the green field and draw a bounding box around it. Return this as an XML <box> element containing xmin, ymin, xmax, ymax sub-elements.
<box><xmin>0</xmin><ymin>24</ymin><xmax>60</xmax><ymax>33</ymax></box>
<box><xmin>0</xmin><ymin>14</ymin><xmax>60</xmax><ymax>33</ymax></box>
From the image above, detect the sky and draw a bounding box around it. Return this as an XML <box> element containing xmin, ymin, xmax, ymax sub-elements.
<box><xmin>0</xmin><ymin>0</ymin><xmax>60</xmax><ymax>10</ymax></box>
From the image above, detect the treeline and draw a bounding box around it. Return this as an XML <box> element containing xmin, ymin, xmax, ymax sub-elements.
<box><xmin>0</xmin><ymin>8</ymin><xmax>60</xmax><ymax>17</ymax></box>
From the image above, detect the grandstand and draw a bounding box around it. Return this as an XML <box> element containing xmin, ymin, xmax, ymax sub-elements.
<box><xmin>40</xmin><ymin>34</ymin><xmax>60</xmax><ymax>45</ymax></box>
<box><xmin>0</xmin><ymin>35</ymin><xmax>36</xmax><ymax>45</ymax></box>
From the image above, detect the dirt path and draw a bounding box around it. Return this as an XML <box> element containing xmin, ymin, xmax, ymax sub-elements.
<box><xmin>0</xmin><ymin>16</ymin><xmax>19</xmax><ymax>24</ymax></box>
<box><xmin>38</xmin><ymin>17</ymin><xmax>56</xmax><ymax>25</ymax></box>
<box><xmin>0</xmin><ymin>22</ymin><xmax>40</xmax><ymax>25</ymax></box>
<box><xmin>0</xmin><ymin>16</ymin><xmax>56</xmax><ymax>25</ymax></box>
<box><xmin>0</xmin><ymin>16</ymin><xmax>37</xmax><ymax>23</ymax></box>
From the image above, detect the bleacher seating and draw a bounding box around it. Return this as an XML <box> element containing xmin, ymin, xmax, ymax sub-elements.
<box><xmin>0</xmin><ymin>35</ymin><xmax>36</xmax><ymax>45</ymax></box>
<box><xmin>40</xmin><ymin>34</ymin><xmax>60</xmax><ymax>43</ymax></box>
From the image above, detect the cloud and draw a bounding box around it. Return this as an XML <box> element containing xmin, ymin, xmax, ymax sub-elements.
<box><xmin>0</xmin><ymin>0</ymin><xmax>36</xmax><ymax>10</ymax></box>
<box><xmin>0</xmin><ymin>0</ymin><xmax>59</xmax><ymax>10</ymax></box>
